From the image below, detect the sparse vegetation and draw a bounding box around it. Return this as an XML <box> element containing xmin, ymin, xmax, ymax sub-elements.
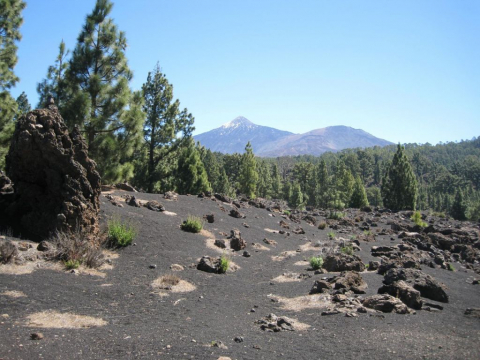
<box><xmin>309</xmin><ymin>256</ymin><xmax>324</xmax><ymax>270</ymax></box>
<box><xmin>159</xmin><ymin>274</ymin><xmax>181</xmax><ymax>287</ymax></box>
<box><xmin>108</xmin><ymin>218</ymin><xmax>137</xmax><ymax>247</ymax></box>
<box><xmin>340</xmin><ymin>245</ymin><xmax>354</xmax><ymax>256</ymax></box>
<box><xmin>327</xmin><ymin>231</ymin><xmax>336</xmax><ymax>240</ymax></box>
<box><xmin>447</xmin><ymin>263</ymin><xmax>455</xmax><ymax>272</ymax></box>
<box><xmin>218</xmin><ymin>254</ymin><xmax>230</xmax><ymax>274</ymax></box>
<box><xmin>51</xmin><ymin>230</ymin><xmax>105</xmax><ymax>269</ymax></box>
<box><xmin>411</xmin><ymin>211</ymin><xmax>428</xmax><ymax>228</ymax></box>
<box><xmin>181</xmin><ymin>216</ymin><xmax>203</xmax><ymax>233</ymax></box>
<box><xmin>64</xmin><ymin>259</ymin><xmax>80</xmax><ymax>270</ymax></box>
<box><xmin>363</xmin><ymin>230</ymin><xmax>372</xmax><ymax>236</ymax></box>
<box><xmin>328</xmin><ymin>211</ymin><xmax>344</xmax><ymax>220</ymax></box>
<box><xmin>318</xmin><ymin>222</ymin><xmax>326</xmax><ymax>230</ymax></box>
<box><xmin>283</xmin><ymin>210</ymin><xmax>291</xmax><ymax>216</ymax></box>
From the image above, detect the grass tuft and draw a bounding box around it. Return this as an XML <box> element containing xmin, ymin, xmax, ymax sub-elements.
<box><xmin>108</xmin><ymin>218</ymin><xmax>136</xmax><ymax>247</ymax></box>
<box><xmin>218</xmin><ymin>254</ymin><xmax>230</xmax><ymax>274</ymax></box>
<box><xmin>340</xmin><ymin>245</ymin><xmax>354</xmax><ymax>256</ymax></box>
<box><xmin>181</xmin><ymin>216</ymin><xmax>203</xmax><ymax>233</ymax></box>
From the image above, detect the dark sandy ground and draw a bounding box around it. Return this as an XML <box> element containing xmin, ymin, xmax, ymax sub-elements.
<box><xmin>1</xmin><ymin>190</ymin><xmax>479</xmax><ymax>360</ymax></box>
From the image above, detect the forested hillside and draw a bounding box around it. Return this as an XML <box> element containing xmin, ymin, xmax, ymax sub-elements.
<box><xmin>196</xmin><ymin>138</ymin><xmax>480</xmax><ymax>221</ymax></box>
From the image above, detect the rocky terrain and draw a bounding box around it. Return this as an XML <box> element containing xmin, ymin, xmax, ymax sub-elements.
<box><xmin>1</xmin><ymin>189</ymin><xmax>479</xmax><ymax>359</ymax></box>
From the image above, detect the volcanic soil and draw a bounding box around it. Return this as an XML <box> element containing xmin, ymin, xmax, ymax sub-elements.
<box><xmin>1</xmin><ymin>190</ymin><xmax>479</xmax><ymax>359</ymax></box>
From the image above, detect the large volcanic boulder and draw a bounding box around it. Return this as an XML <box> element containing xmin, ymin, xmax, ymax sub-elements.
<box><xmin>1</xmin><ymin>103</ymin><xmax>101</xmax><ymax>240</ymax></box>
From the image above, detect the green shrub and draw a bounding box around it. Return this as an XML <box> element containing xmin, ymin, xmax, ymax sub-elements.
<box><xmin>363</xmin><ymin>230</ymin><xmax>372</xmax><ymax>236</ymax></box>
<box><xmin>327</xmin><ymin>231</ymin><xmax>336</xmax><ymax>240</ymax></box>
<box><xmin>64</xmin><ymin>259</ymin><xmax>80</xmax><ymax>270</ymax></box>
<box><xmin>328</xmin><ymin>211</ymin><xmax>344</xmax><ymax>220</ymax></box>
<box><xmin>108</xmin><ymin>218</ymin><xmax>136</xmax><ymax>247</ymax></box>
<box><xmin>181</xmin><ymin>216</ymin><xmax>203</xmax><ymax>233</ymax></box>
<box><xmin>309</xmin><ymin>256</ymin><xmax>324</xmax><ymax>270</ymax></box>
<box><xmin>218</xmin><ymin>254</ymin><xmax>230</xmax><ymax>274</ymax></box>
<box><xmin>341</xmin><ymin>245</ymin><xmax>354</xmax><ymax>256</ymax></box>
<box><xmin>283</xmin><ymin>210</ymin><xmax>291</xmax><ymax>216</ymax></box>
<box><xmin>411</xmin><ymin>211</ymin><xmax>427</xmax><ymax>228</ymax></box>
<box><xmin>447</xmin><ymin>263</ymin><xmax>455</xmax><ymax>272</ymax></box>
<box><xmin>318</xmin><ymin>222</ymin><xmax>326</xmax><ymax>230</ymax></box>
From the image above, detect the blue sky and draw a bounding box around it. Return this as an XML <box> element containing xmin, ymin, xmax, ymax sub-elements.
<box><xmin>10</xmin><ymin>0</ymin><xmax>480</xmax><ymax>145</ymax></box>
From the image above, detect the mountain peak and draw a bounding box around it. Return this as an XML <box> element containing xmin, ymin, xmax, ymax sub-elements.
<box><xmin>221</xmin><ymin>116</ymin><xmax>254</xmax><ymax>128</ymax></box>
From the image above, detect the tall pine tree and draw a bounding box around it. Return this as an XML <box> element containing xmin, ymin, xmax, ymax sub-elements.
<box><xmin>63</xmin><ymin>0</ymin><xmax>143</xmax><ymax>182</ymax></box>
<box><xmin>350</xmin><ymin>176</ymin><xmax>369</xmax><ymax>208</ymax></box>
<box><xmin>141</xmin><ymin>63</ymin><xmax>194</xmax><ymax>193</ymax></box>
<box><xmin>0</xmin><ymin>0</ymin><xmax>25</xmax><ymax>169</ymax></box>
<box><xmin>36</xmin><ymin>40</ymin><xmax>70</xmax><ymax>108</ymax></box>
<box><xmin>381</xmin><ymin>144</ymin><xmax>417</xmax><ymax>210</ymax></box>
<box><xmin>238</xmin><ymin>142</ymin><xmax>258</xmax><ymax>198</ymax></box>
<box><xmin>175</xmin><ymin>138</ymin><xmax>210</xmax><ymax>195</ymax></box>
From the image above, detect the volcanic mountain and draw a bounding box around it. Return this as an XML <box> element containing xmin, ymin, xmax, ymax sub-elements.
<box><xmin>194</xmin><ymin>116</ymin><xmax>393</xmax><ymax>156</ymax></box>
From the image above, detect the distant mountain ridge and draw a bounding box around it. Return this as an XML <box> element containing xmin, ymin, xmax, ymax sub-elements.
<box><xmin>194</xmin><ymin>117</ymin><xmax>393</xmax><ymax>156</ymax></box>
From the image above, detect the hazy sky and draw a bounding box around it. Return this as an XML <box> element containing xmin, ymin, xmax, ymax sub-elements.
<box><xmin>10</xmin><ymin>0</ymin><xmax>480</xmax><ymax>144</ymax></box>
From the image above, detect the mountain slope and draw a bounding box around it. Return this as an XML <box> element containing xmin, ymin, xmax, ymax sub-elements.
<box><xmin>257</xmin><ymin>126</ymin><xmax>393</xmax><ymax>157</ymax></box>
<box><xmin>194</xmin><ymin>116</ymin><xmax>294</xmax><ymax>154</ymax></box>
<box><xmin>194</xmin><ymin>117</ymin><xmax>393</xmax><ymax>156</ymax></box>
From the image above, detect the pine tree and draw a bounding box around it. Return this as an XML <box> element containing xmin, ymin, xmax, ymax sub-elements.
<box><xmin>271</xmin><ymin>164</ymin><xmax>282</xmax><ymax>198</ymax></box>
<box><xmin>36</xmin><ymin>40</ymin><xmax>70</xmax><ymax>108</ymax></box>
<box><xmin>14</xmin><ymin>91</ymin><xmax>30</xmax><ymax>117</ymax></box>
<box><xmin>175</xmin><ymin>138</ymin><xmax>211</xmax><ymax>195</ymax></box>
<box><xmin>238</xmin><ymin>142</ymin><xmax>258</xmax><ymax>198</ymax></box>
<box><xmin>334</xmin><ymin>159</ymin><xmax>354</xmax><ymax>207</ymax></box>
<box><xmin>63</xmin><ymin>0</ymin><xmax>143</xmax><ymax>182</ymax></box>
<box><xmin>315</xmin><ymin>160</ymin><xmax>330</xmax><ymax>208</ymax></box>
<box><xmin>381</xmin><ymin>144</ymin><xmax>417</xmax><ymax>210</ymax></box>
<box><xmin>216</xmin><ymin>167</ymin><xmax>233</xmax><ymax>197</ymax></box>
<box><xmin>256</xmin><ymin>161</ymin><xmax>272</xmax><ymax>198</ymax></box>
<box><xmin>0</xmin><ymin>0</ymin><xmax>25</xmax><ymax>169</ymax></box>
<box><xmin>290</xmin><ymin>182</ymin><xmax>305</xmax><ymax>210</ymax></box>
<box><xmin>141</xmin><ymin>63</ymin><xmax>194</xmax><ymax>193</ymax></box>
<box><xmin>450</xmin><ymin>190</ymin><xmax>467</xmax><ymax>220</ymax></box>
<box><xmin>350</xmin><ymin>176</ymin><xmax>369</xmax><ymax>208</ymax></box>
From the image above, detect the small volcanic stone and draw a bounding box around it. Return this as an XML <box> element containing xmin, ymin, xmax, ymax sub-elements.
<box><xmin>30</xmin><ymin>333</ymin><xmax>44</xmax><ymax>340</ymax></box>
<box><xmin>243</xmin><ymin>251</ymin><xmax>251</xmax><ymax>257</ymax></box>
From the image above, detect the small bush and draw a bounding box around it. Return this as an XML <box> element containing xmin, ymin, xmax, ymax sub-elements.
<box><xmin>327</xmin><ymin>231</ymin><xmax>336</xmax><ymax>240</ymax></box>
<box><xmin>350</xmin><ymin>235</ymin><xmax>356</xmax><ymax>240</ymax></box>
<box><xmin>447</xmin><ymin>263</ymin><xmax>455</xmax><ymax>272</ymax></box>
<box><xmin>50</xmin><ymin>230</ymin><xmax>105</xmax><ymax>269</ymax></box>
<box><xmin>108</xmin><ymin>218</ymin><xmax>136</xmax><ymax>247</ymax></box>
<box><xmin>341</xmin><ymin>245</ymin><xmax>354</xmax><ymax>256</ymax></box>
<box><xmin>318</xmin><ymin>222</ymin><xmax>326</xmax><ymax>230</ymax></box>
<box><xmin>328</xmin><ymin>211</ymin><xmax>344</xmax><ymax>220</ymax></box>
<box><xmin>309</xmin><ymin>256</ymin><xmax>324</xmax><ymax>270</ymax></box>
<box><xmin>64</xmin><ymin>259</ymin><xmax>80</xmax><ymax>270</ymax></box>
<box><xmin>218</xmin><ymin>254</ymin><xmax>230</xmax><ymax>274</ymax></box>
<box><xmin>181</xmin><ymin>216</ymin><xmax>203</xmax><ymax>233</ymax></box>
<box><xmin>363</xmin><ymin>230</ymin><xmax>372</xmax><ymax>236</ymax></box>
<box><xmin>411</xmin><ymin>211</ymin><xmax>427</xmax><ymax>228</ymax></box>
<box><xmin>283</xmin><ymin>210</ymin><xmax>291</xmax><ymax>216</ymax></box>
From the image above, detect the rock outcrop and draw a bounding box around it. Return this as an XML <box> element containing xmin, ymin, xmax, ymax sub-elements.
<box><xmin>0</xmin><ymin>104</ymin><xmax>101</xmax><ymax>240</ymax></box>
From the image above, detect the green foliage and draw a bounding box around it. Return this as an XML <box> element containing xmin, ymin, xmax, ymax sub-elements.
<box><xmin>175</xmin><ymin>138</ymin><xmax>211</xmax><ymax>194</ymax></box>
<box><xmin>411</xmin><ymin>211</ymin><xmax>427</xmax><ymax>227</ymax></box>
<box><xmin>327</xmin><ymin>231</ymin><xmax>336</xmax><ymax>240</ymax></box>
<box><xmin>283</xmin><ymin>210</ymin><xmax>291</xmax><ymax>216</ymax></box>
<box><xmin>180</xmin><ymin>216</ymin><xmax>203</xmax><ymax>233</ymax></box>
<box><xmin>363</xmin><ymin>230</ymin><xmax>372</xmax><ymax>236</ymax></box>
<box><xmin>340</xmin><ymin>245</ymin><xmax>354</xmax><ymax>255</ymax></box>
<box><xmin>62</xmin><ymin>0</ymin><xmax>143</xmax><ymax>182</ymax></box>
<box><xmin>309</xmin><ymin>256</ymin><xmax>324</xmax><ymax>270</ymax></box>
<box><xmin>64</xmin><ymin>259</ymin><xmax>80</xmax><ymax>270</ymax></box>
<box><xmin>447</xmin><ymin>263</ymin><xmax>455</xmax><ymax>271</ymax></box>
<box><xmin>289</xmin><ymin>182</ymin><xmax>306</xmax><ymax>210</ymax></box>
<box><xmin>450</xmin><ymin>190</ymin><xmax>467</xmax><ymax>221</ymax></box>
<box><xmin>36</xmin><ymin>40</ymin><xmax>70</xmax><ymax>108</ymax></box>
<box><xmin>327</xmin><ymin>211</ymin><xmax>344</xmax><ymax>220</ymax></box>
<box><xmin>381</xmin><ymin>144</ymin><xmax>417</xmax><ymax>210</ymax></box>
<box><xmin>238</xmin><ymin>142</ymin><xmax>258</xmax><ymax>198</ymax></box>
<box><xmin>140</xmin><ymin>63</ymin><xmax>194</xmax><ymax>193</ymax></box>
<box><xmin>366</xmin><ymin>186</ymin><xmax>383</xmax><ymax>207</ymax></box>
<box><xmin>318</xmin><ymin>222</ymin><xmax>326</xmax><ymax>230</ymax></box>
<box><xmin>0</xmin><ymin>0</ymin><xmax>25</xmax><ymax>169</ymax></box>
<box><xmin>218</xmin><ymin>254</ymin><xmax>230</xmax><ymax>274</ymax></box>
<box><xmin>350</xmin><ymin>176</ymin><xmax>369</xmax><ymax>208</ymax></box>
<box><xmin>108</xmin><ymin>218</ymin><xmax>136</xmax><ymax>247</ymax></box>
